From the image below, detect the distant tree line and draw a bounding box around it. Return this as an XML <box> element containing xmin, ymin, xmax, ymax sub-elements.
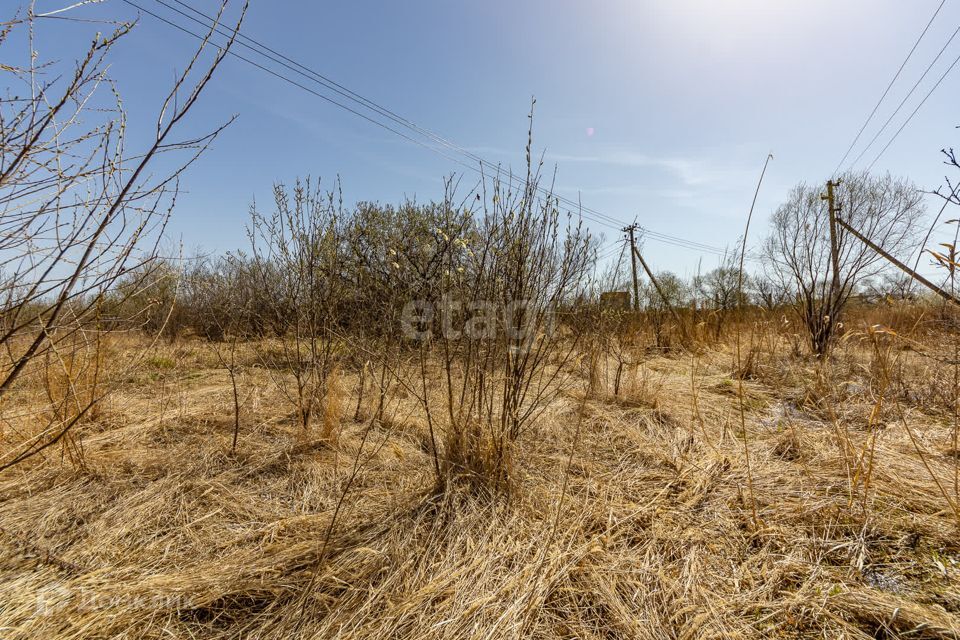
<box><xmin>108</xmin><ymin>169</ymin><xmax>933</xmax><ymax>361</ymax></box>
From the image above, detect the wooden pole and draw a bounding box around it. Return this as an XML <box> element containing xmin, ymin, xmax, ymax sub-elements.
<box><xmin>625</xmin><ymin>224</ymin><xmax>640</xmax><ymax>311</ymax></box>
<box><xmin>822</xmin><ymin>179</ymin><xmax>843</xmax><ymax>309</ymax></box>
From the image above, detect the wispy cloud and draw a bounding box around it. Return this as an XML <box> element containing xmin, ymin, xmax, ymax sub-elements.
<box><xmin>545</xmin><ymin>150</ymin><xmax>757</xmax><ymax>189</ymax></box>
<box><xmin>554</xmin><ymin>184</ymin><xmax>700</xmax><ymax>200</ymax></box>
<box><xmin>463</xmin><ymin>145</ymin><xmax>515</xmax><ymax>158</ymax></box>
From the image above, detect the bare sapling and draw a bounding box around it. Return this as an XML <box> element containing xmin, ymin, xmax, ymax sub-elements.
<box><xmin>0</xmin><ymin>1</ymin><xmax>247</xmax><ymax>472</ymax></box>
<box><xmin>246</xmin><ymin>178</ymin><xmax>346</xmax><ymax>440</ymax></box>
<box><xmin>408</xmin><ymin>106</ymin><xmax>596</xmax><ymax>493</ymax></box>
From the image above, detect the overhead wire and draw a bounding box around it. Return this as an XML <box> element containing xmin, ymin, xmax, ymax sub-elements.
<box><xmin>834</xmin><ymin>0</ymin><xmax>947</xmax><ymax>173</ymax></box>
<box><xmin>159</xmin><ymin>0</ymin><xmax>724</xmax><ymax>248</ymax></box>
<box><xmin>849</xmin><ymin>23</ymin><xmax>960</xmax><ymax>170</ymax></box>
<box><xmin>125</xmin><ymin>0</ymin><xmax>739</xmax><ymax>258</ymax></box>
<box><xmin>867</xmin><ymin>45</ymin><xmax>960</xmax><ymax>171</ymax></box>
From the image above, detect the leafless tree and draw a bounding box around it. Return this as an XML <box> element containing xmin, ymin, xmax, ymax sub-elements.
<box><xmin>190</xmin><ymin>255</ymin><xmax>250</xmax><ymax>452</ymax></box>
<box><xmin>863</xmin><ymin>272</ymin><xmax>918</xmax><ymax>302</ymax></box>
<box><xmin>752</xmin><ymin>275</ymin><xmax>792</xmax><ymax>311</ymax></box>
<box><xmin>763</xmin><ymin>170</ymin><xmax>924</xmax><ymax>356</ymax></box>
<box><xmin>694</xmin><ymin>248</ymin><xmax>745</xmax><ymax>338</ymax></box>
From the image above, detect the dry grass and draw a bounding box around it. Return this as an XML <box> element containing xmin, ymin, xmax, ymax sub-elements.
<box><xmin>1</xmin><ymin>316</ymin><xmax>959</xmax><ymax>639</ymax></box>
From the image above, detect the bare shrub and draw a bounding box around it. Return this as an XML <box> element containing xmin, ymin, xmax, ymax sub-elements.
<box><xmin>0</xmin><ymin>2</ymin><xmax>246</xmax><ymax>471</ymax></box>
<box><xmin>403</xmin><ymin>123</ymin><xmax>596</xmax><ymax>493</ymax></box>
<box><xmin>246</xmin><ymin>178</ymin><xmax>346</xmax><ymax>437</ymax></box>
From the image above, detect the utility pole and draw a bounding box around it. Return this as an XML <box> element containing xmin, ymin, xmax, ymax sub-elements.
<box><xmin>624</xmin><ymin>224</ymin><xmax>640</xmax><ymax>311</ymax></box>
<box><xmin>822</xmin><ymin>179</ymin><xmax>843</xmax><ymax>306</ymax></box>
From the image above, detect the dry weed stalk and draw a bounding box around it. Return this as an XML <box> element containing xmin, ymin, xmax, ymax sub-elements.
<box><xmin>732</xmin><ymin>153</ymin><xmax>772</xmax><ymax>528</ymax></box>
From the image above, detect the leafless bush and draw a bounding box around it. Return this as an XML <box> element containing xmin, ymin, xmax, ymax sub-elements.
<box><xmin>246</xmin><ymin>178</ymin><xmax>347</xmax><ymax>437</ymax></box>
<box><xmin>580</xmin><ymin>256</ymin><xmax>642</xmax><ymax>398</ymax></box>
<box><xmin>345</xmin><ymin>198</ymin><xmax>471</xmax><ymax>422</ymax></box>
<box><xmin>0</xmin><ymin>2</ymin><xmax>246</xmax><ymax>471</ymax></box>
<box><xmin>403</xmin><ymin>121</ymin><xmax>596</xmax><ymax>493</ymax></box>
<box><xmin>107</xmin><ymin>259</ymin><xmax>182</xmax><ymax>339</ymax></box>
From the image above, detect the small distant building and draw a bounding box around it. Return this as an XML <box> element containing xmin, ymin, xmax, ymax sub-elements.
<box><xmin>599</xmin><ymin>291</ymin><xmax>632</xmax><ymax>311</ymax></box>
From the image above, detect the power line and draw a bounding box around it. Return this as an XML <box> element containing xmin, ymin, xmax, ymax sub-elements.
<box><xmin>124</xmin><ymin>0</ymin><xmax>736</xmax><ymax>258</ymax></box>
<box><xmin>849</xmin><ymin>23</ymin><xmax>960</xmax><ymax>170</ymax></box>
<box><xmin>596</xmin><ymin>243</ymin><xmax>625</xmax><ymax>262</ymax></box>
<box><xmin>160</xmin><ymin>0</ymin><xmax>527</xmax><ymax>195</ymax></box>
<box><xmin>132</xmin><ymin>1</ymin><xmax>687</xmax><ymax>243</ymax></box>
<box><xmin>611</xmin><ymin>239</ymin><xmax>627</xmax><ymax>275</ymax></box>
<box><xmin>158</xmin><ymin>0</ymin><xmax>655</xmax><ymax>237</ymax></box>
<box><xmin>118</xmin><ymin>2</ymin><xmax>494</xmax><ymax>174</ymax></box>
<box><xmin>867</xmin><ymin>45</ymin><xmax>960</xmax><ymax>171</ymax></box>
<box><xmin>157</xmin><ymin>0</ymin><xmax>734</xmax><ymax>256</ymax></box>
<box><xmin>834</xmin><ymin>0</ymin><xmax>947</xmax><ymax>173</ymax></box>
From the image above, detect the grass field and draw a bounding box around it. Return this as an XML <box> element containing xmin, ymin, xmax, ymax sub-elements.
<box><xmin>1</xmin><ymin>306</ymin><xmax>959</xmax><ymax>639</ymax></box>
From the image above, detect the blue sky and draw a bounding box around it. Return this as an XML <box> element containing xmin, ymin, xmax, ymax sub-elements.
<box><xmin>19</xmin><ymin>0</ymin><xmax>960</xmax><ymax>278</ymax></box>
